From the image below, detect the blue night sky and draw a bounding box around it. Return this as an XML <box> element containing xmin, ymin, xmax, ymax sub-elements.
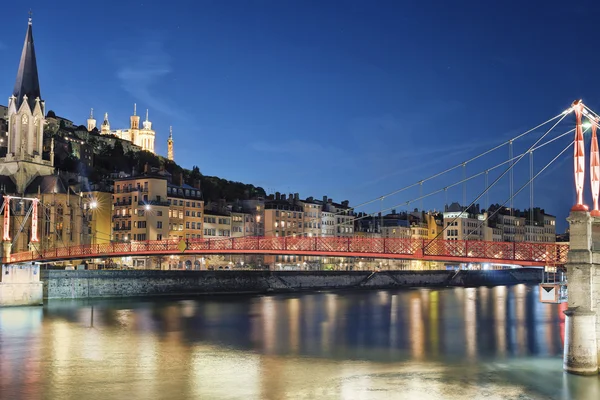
<box><xmin>1</xmin><ymin>1</ymin><xmax>597</xmax><ymax>231</ymax></box>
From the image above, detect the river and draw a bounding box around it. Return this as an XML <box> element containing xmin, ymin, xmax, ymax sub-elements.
<box><xmin>0</xmin><ymin>285</ymin><xmax>598</xmax><ymax>400</ymax></box>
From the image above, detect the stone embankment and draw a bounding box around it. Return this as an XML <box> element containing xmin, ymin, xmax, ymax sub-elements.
<box><xmin>41</xmin><ymin>268</ymin><xmax>544</xmax><ymax>300</ymax></box>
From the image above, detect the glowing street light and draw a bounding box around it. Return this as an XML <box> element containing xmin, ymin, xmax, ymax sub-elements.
<box><xmin>90</xmin><ymin>201</ymin><xmax>98</xmax><ymax>209</ymax></box>
<box><xmin>145</xmin><ymin>204</ymin><xmax>151</xmax><ymax>211</ymax></box>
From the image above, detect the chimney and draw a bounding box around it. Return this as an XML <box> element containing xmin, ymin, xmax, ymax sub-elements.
<box><xmin>342</xmin><ymin>200</ymin><xmax>349</xmax><ymax>207</ymax></box>
<box><xmin>323</xmin><ymin>196</ymin><xmax>327</xmax><ymax>203</ymax></box>
<box><xmin>295</xmin><ymin>193</ymin><xmax>299</xmax><ymax>200</ymax></box>
<box><xmin>392</xmin><ymin>209</ymin><xmax>396</xmax><ymax>215</ymax></box>
<box><xmin>144</xmin><ymin>162</ymin><xmax>149</xmax><ymax>174</ymax></box>
<box><xmin>275</xmin><ymin>192</ymin><xmax>281</xmax><ymax>200</ymax></box>
<box><xmin>193</xmin><ymin>179</ymin><xmax>201</xmax><ymax>189</ymax></box>
<box><xmin>282</xmin><ymin>194</ymin><xmax>286</xmax><ymax>200</ymax></box>
<box><xmin>328</xmin><ymin>199</ymin><xmax>332</xmax><ymax>204</ymax></box>
<box><xmin>307</xmin><ymin>196</ymin><xmax>314</xmax><ymax>202</ymax></box>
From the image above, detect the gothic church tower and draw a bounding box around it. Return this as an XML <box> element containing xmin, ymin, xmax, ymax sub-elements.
<box><xmin>0</xmin><ymin>15</ymin><xmax>54</xmax><ymax>192</ymax></box>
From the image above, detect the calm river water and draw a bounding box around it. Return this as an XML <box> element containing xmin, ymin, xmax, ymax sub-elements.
<box><xmin>0</xmin><ymin>285</ymin><xmax>599</xmax><ymax>400</ymax></box>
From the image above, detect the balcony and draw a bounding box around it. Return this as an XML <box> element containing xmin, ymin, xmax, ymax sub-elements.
<box><xmin>139</xmin><ymin>200</ymin><xmax>170</xmax><ymax>207</ymax></box>
<box><xmin>114</xmin><ymin>201</ymin><xmax>133</xmax><ymax>206</ymax></box>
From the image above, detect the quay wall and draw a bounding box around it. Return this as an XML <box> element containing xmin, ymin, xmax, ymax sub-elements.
<box><xmin>41</xmin><ymin>268</ymin><xmax>544</xmax><ymax>300</ymax></box>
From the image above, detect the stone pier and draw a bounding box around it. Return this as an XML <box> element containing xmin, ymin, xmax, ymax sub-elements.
<box><xmin>0</xmin><ymin>263</ymin><xmax>43</xmax><ymax>306</ymax></box>
<box><xmin>563</xmin><ymin>211</ymin><xmax>600</xmax><ymax>375</ymax></box>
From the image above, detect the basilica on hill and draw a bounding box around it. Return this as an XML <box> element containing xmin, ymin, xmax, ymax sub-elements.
<box><xmin>88</xmin><ymin>105</ymin><xmax>157</xmax><ymax>154</ymax></box>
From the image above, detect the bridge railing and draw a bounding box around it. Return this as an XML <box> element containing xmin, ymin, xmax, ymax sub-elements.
<box><xmin>5</xmin><ymin>236</ymin><xmax>569</xmax><ymax>265</ymax></box>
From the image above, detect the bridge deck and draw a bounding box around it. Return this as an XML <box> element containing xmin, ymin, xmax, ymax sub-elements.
<box><xmin>6</xmin><ymin>237</ymin><xmax>568</xmax><ymax>266</ymax></box>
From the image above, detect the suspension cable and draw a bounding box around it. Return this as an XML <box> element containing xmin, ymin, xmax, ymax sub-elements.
<box><xmin>465</xmin><ymin>139</ymin><xmax>574</xmax><ymax>239</ymax></box>
<box><xmin>426</xmin><ymin>110</ymin><xmax>570</xmax><ymax>244</ymax></box>
<box><xmin>348</xmin><ymin>110</ymin><xmax>568</xmax><ymax>213</ymax></box>
<box><xmin>253</xmin><ymin>122</ymin><xmax>577</xmax><ymax>239</ymax></box>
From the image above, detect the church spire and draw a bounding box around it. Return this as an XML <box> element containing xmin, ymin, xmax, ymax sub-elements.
<box><xmin>13</xmin><ymin>12</ymin><xmax>41</xmax><ymax>111</ymax></box>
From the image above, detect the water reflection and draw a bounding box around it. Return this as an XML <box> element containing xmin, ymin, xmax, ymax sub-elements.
<box><xmin>0</xmin><ymin>286</ymin><xmax>597</xmax><ymax>400</ymax></box>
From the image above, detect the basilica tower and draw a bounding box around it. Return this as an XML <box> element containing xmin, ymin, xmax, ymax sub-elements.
<box><xmin>101</xmin><ymin>112</ymin><xmax>110</xmax><ymax>134</ymax></box>
<box><xmin>167</xmin><ymin>126</ymin><xmax>174</xmax><ymax>161</ymax></box>
<box><xmin>135</xmin><ymin>108</ymin><xmax>155</xmax><ymax>153</ymax></box>
<box><xmin>87</xmin><ymin>108</ymin><xmax>96</xmax><ymax>131</ymax></box>
<box><xmin>0</xmin><ymin>15</ymin><xmax>54</xmax><ymax>192</ymax></box>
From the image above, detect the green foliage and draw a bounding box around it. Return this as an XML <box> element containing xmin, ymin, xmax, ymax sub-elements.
<box><xmin>54</xmin><ymin>135</ymin><xmax>266</xmax><ymax>203</ymax></box>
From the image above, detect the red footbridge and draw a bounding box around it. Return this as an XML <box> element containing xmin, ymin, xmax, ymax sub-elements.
<box><xmin>6</xmin><ymin>236</ymin><xmax>568</xmax><ymax>266</ymax></box>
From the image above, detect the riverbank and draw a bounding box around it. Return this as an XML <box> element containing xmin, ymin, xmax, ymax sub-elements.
<box><xmin>41</xmin><ymin>268</ymin><xmax>543</xmax><ymax>299</ymax></box>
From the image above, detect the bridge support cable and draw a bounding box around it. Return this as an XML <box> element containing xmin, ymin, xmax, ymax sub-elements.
<box><xmin>426</xmin><ymin>109</ymin><xmax>570</xmax><ymax>245</ymax></box>
<box><xmin>462</xmin><ymin>163</ymin><xmax>467</xmax><ymax>210</ymax></box>
<box><xmin>254</xmin><ymin>110</ymin><xmax>572</xmax><ymax>239</ymax></box>
<box><xmin>10</xmin><ymin>201</ymin><xmax>34</xmax><ymax>249</ymax></box>
<box><xmin>419</xmin><ymin>181</ymin><xmax>423</xmax><ymax>213</ymax></box>
<box><xmin>466</xmin><ymin>139</ymin><xmax>575</xmax><ymax>239</ymax></box>
<box><xmin>530</xmin><ymin>150</ymin><xmax>534</xmax><ymax>227</ymax></box>
<box><xmin>239</xmin><ymin>109</ymin><xmax>572</xmax><ymax>239</ymax></box>
<box><xmin>349</xmin><ymin>111</ymin><xmax>567</xmax><ymax>211</ymax></box>
<box><xmin>509</xmin><ymin>140</ymin><xmax>514</xmax><ymax>217</ymax></box>
<box><xmin>284</xmin><ymin>125</ymin><xmax>578</xmax><ymax>238</ymax></box>
<box><xmin>2</xmin><ymin>199</ymin><xmax>46</xmax><ymax>260</ymax></box>
<box><xmin>485</xmin><ymin>170</ymin><xmax>489</xmax><ymax>211</ymax></box>
<box><xmin>342</xmin><ymin>126</ymin><xmax>579</xmax><ymax>229</ymax></box>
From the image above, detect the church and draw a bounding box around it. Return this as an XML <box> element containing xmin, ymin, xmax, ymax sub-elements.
<box><xmin>92</xmin><ymin>105</ymin><xmax>157</xmax><ymax>154</ymax></box>
<box><xmin>0</xmin><ymin>16</ymin><xmax>91</xmax><ymax>257</ymax></box>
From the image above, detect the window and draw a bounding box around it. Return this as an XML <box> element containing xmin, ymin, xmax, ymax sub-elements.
<box><xmin>157</xmin><ymin>234</ymin><xmax>162</xmax><ymax>240</ymax></box>
<box><xmin>192</xmin><ymin>222</ymin><xmax>196</xmax><ymax>229</ymax></box>
<box><xmin>157</xmin><ymin>221</ymin><xmax>162</xmax><ymax>229</ymax></box>
<box><xmin>157</xmin><ymin>211</ymin><xmax>163</xmax><ymax>216</ymax></box>
<box><xmin>186</xmin><ymin>222</ymin><xmax>190</xmax><ymax>229</ymax></box>
<box><xmin>138</xmin><ymin>221</ymin><xmax>147</xmax><ymax>229</ymax></box>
